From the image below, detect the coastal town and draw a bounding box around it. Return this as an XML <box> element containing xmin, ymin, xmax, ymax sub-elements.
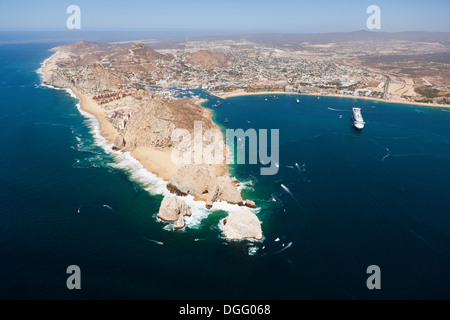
<box><xmin>48</xmin><ymin>34</ymin><xmax>449</xmax><ymax>110</ymax></box>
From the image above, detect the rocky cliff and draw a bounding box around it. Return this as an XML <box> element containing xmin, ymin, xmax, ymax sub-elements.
<box><xmin>157</xmin><ymin>196</ymin><xmax>192</xmax><ymax>230</ymax></box>
<box><xmin>167</xmin><ymin>164</ymin><xmax>244</xmax><ymax>207</ymax></box>
<box><xmin>115</xmin><ymin>98</ymin><xmax>215</xmax><ymax>150</ymax></box>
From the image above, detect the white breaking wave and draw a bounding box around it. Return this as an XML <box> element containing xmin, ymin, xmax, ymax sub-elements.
<box><xmin>248</xmin><ymin>246</ymin><xmax>259</xmax><ymax>255</ymax></box>
<box><xmin>36</xmin><ymin>51</ymin><xmax>59</xmax><ymax>87</ymax></box>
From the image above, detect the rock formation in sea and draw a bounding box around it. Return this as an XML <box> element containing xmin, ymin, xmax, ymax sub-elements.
<box><xmin>245</xmin><ymin>200</ymin><xmax>257</xmax><ymax>208</ymax></box>
<box><xmin>222</xmin><ymin>208</ymin><xmax>263</xmax><ymax>241</ymax></box>
<box><xmin>157</xmin><ymin>196</ymin><xmax>192</xmax><ymax>230</ymax></box>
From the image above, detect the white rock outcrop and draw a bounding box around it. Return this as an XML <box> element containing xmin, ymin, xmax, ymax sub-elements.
<box><xmin>167</xmin><ymin>164</ymin><xmax>217</xmax><ymax>197</ymax></box>
<box><xmin>222</xmin><ymin>208</ymin><xmax>263</xmax><ymax>241</ymax></box>
<box><xmin>216</xmin><ymin>176</ymin><xmax>244</xmax><ymax>205</ymax></box>
<box><xmin>167</xmin><ymin>164</ymin><xmax>244</xmax><ymax>207</ymax></box>
<box><xmin>157</xmin><ymin>196</ymin><xmax>191</xmax><ymax>230</ymax></box>
<box><xmin>245</xmin><ymin>200</ymin><xmax>257</xmax><ymax>208</ymax></box>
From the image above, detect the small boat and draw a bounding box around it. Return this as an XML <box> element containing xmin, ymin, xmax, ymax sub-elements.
<box><xmin>296</xmin><ymin>99</ymin><xmax>300</xmax><ymax>104</ymax></box>
<box><xmin>224</xmin><ymin>118</ymin><xmax>229</xmax><ymax>123</ymax></box>
<box><xmin>351</xmin><ymin>107</ymin><xmax>365</xmax><ymax>130</ymax></box>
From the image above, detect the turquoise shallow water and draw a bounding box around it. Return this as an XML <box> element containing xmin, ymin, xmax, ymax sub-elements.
<box><xmin>0</xmin><ymin>43</ymin><xmax>449</xmax><ymax>299</ymax></box>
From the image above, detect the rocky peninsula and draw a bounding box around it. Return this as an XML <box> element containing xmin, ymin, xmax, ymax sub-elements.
<box><xmin>42</xmin><ymin>41</ymin><xmax>262</xmax><ymax>241</ymax></box>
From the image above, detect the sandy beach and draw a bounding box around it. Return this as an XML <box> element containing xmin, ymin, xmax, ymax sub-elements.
<box><xmin>212</xmin><ymin>89</ymin><xmax>450</xmax><ymax>109</ymax></box>
<box><xmin>72</xmin><ymin>89</ymin><xmax>227</xmax><ymax>181</ymax></box>
<box><xmin>43</xmin><ymin>53</ymin><xmax>228</xmax><ymax>182</ymax></box>
<box><xmin>71</xmin><ymin>87</ymin><xmax>118</xmax><ymax>143</ymax></box>
<box><xmin>211</xmin><ymin>90</ymin><xmax>298</xmax><ymax>99</ymax></box>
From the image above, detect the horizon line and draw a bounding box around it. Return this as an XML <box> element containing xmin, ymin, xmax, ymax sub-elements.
<box><xmin>1</xmin><ymin>28</ymin><xmax>450</xmax><ymax>34</ymax></box>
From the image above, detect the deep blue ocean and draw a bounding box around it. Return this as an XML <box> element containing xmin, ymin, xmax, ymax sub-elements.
<box><xmin>0</xmin><ymin>42</ymin><xmax>449</xmax><ymax>299</ymax></box>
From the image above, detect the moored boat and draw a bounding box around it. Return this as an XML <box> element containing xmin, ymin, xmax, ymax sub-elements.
<box><xmin>351</xmin><ymin>107</ymin><xmax>365</xmax><ymax>130</ymax></box>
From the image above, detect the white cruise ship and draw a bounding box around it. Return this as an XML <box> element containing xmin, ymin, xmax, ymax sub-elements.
<box><xmin>351</xmin><ymin>107</ymin><xmax>365</xmax><ymax>130</ymax></box>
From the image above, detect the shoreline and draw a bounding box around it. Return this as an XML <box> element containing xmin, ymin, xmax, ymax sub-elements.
<box><xmin>42</xmin><ymin>52</ymin><xmax>228</xmax><ymax>183</ymax></box>
<box><xmin>71</xmin><ymin>89</ymin><xmax>228</xmax><ymax>182</ymax></box>
<box><xmin>212</xmin><ymin>90</ymin><xmax>450</xmax><ymax>109</ymax></box>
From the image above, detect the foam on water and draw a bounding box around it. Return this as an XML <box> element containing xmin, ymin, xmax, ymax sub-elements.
<box><xmin>248</xmin><ymin>246</ymin><xmax>259</xmax><ymax>255</ymax></box>
<box><xmin>36</xmin><ymin>51</ymin><xmax>59</xmax><ymax>86</ymax></box>
<box><xmin>236</xmin><ymin>178</ymin><xmax>256</xmax><ymax>191</ymax></box>
<box><xmin>328</xmin><ymin>107</ymin><xmax>349</xmax><ymax>112</ymax></box>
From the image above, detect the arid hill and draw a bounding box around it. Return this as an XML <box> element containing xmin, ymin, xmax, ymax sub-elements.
<box><xmin>46</xmin><ymin>42</ymin><xmax>176</xmax><ymax>90</ymax></box>
<box><xmin>107</xmin><ymin>43</ymin><xmax>174</xmax><ymax>73</ymax></box>
<box><xmin>187</xmin><ymin>50</ymin><xmax>231</xmax><ymax>69</ymax></box>
<box><xmin>53</xmin><ymin>40</ymin><xmax>117</xmax><ymax>54</ymax></box>
<box><xmin>109</xmin><ymin>43</ymin><xmax>172</xmax><ymax>63</ymax></box>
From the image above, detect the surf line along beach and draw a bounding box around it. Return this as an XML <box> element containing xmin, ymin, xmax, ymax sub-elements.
<box><xmin>41</xmin><ymin>45</ymin><xmax>263</xmax><ymax>241</ymax></box>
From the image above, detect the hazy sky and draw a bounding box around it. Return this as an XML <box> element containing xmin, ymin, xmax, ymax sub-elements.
<box><xmin>0</xmin><ymin>0</ymin><xmax>449</xmax><ymax>33</ymax></box>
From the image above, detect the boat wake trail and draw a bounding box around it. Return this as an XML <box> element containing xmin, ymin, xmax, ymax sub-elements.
<box><xmin>382</xmin><ymin>148</ymin><xmax>391</xmax><ymax>161</ymax></box>
<box><xmin>281</xmin><ymin>184</ymin><xmax>293</xmax><ymax>197</ymax></box>
<box><xmin>295</xmin><ymin>162</ymin><xmax>305</xmax><ymax>173</ymax></box>
<box><xmin>328</xmin><ymin>107</ymin><xmax>349</xmax><ymax>112</ymax></box>
<box><xmin>294</xmin><ymin>162</ymin><xmax>310</xmax><ymax>183</ymax></box>
<box><xmin>144</xmin><ymin>237</ymin><xmax>164</xmax><ymax>245</ymax></box>
<box><xmin>102</xmin><ymin>204</ymin><xmax>113</xmax><ymax>211</ymax></box>
<box><xmin>281</xmin><ymin>184</ymin><xmax>300</xmax><ymax>203</ymax></box>
<box><xmin>262</xmin><ymin>241</ymin><xmax>293</xmax><ymax>256</ymax></box>
<box><xmin>274</xmin><ymin>241</ymin><xmax>292</xmax><ymax>254</ymax></box>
